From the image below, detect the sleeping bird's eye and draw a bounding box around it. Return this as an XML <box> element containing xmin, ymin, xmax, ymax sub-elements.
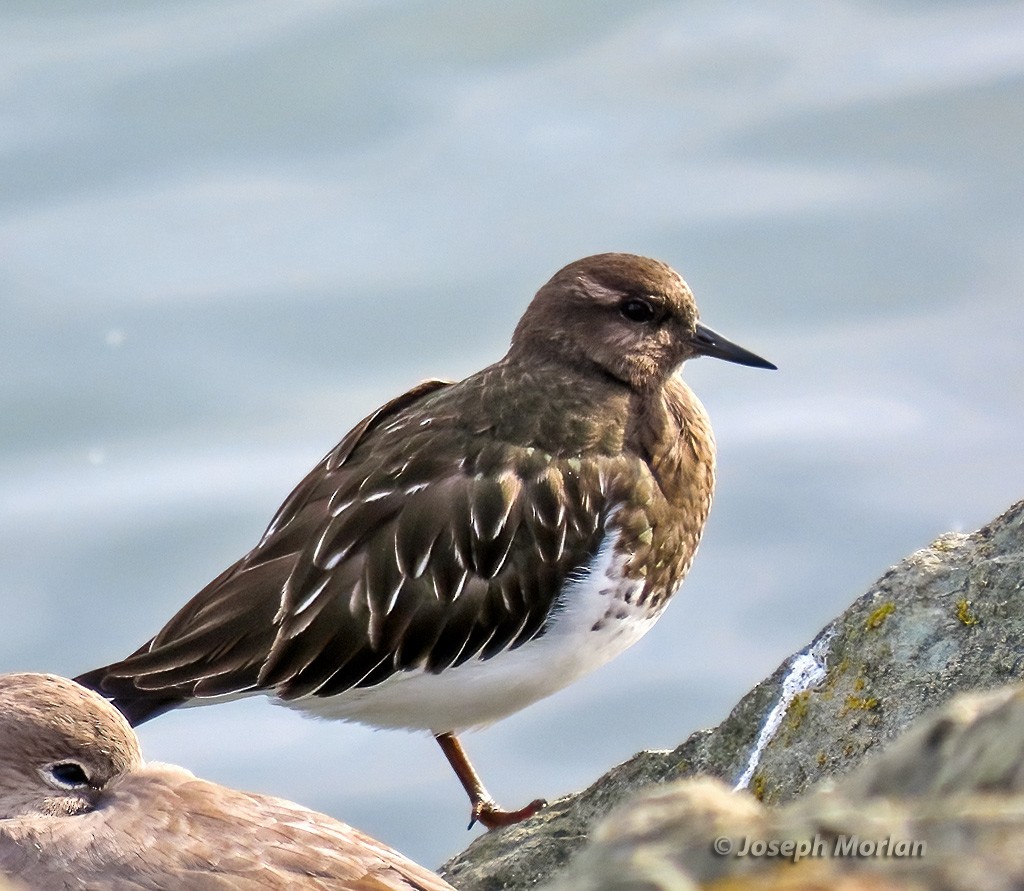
<box><xmin>45</xmin><ymin>761</ymin><xmax>91</xmax><ymax>789</ymax></box>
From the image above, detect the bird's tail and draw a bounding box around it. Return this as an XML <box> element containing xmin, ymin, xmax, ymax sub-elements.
<box><xmin>73</xmin><ymin>666</ymin><xmax>185</xmax><ymax>727</ymax></box>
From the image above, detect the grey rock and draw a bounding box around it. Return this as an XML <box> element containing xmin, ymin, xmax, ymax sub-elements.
<box><xmin>746</xmin><ymin>497</ymin><xmax>1024</xmax><ymax>804</ymax></box>
<box><xmin>440</xmin><ymin>499</ymin><xmax>1024</xmax><ymax>890</ymax></box>
<box><xmin>559</xmin><ymin>685</ymin><xmax>1024</xmax><ymax>891</ymax></box>
<box><xmin>839</xmin><ymin>683</ymin><xmax>1024</xmax><ymax>801</ymax></box>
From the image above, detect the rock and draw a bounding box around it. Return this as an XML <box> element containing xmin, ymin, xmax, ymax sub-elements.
<box><xmin>440</xmin><ymin>499</ymin><xmax>1024</xmax><ymax>890</ymax></box>
<box><xmin>732</xmin><ymin>496</ymin><xmax>1024</xmax><ymax>807</ymax></box>
<box><xmin>558</xmin><ymin>685</ymin><xmax>1024</xmax><ymax>891</ymax></box>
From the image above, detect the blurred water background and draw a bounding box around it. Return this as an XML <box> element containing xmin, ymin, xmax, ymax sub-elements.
<box><xmin>2</xmin><ymin>0</ymin><xmax>1023</xmax><ymax>868</ymax></box>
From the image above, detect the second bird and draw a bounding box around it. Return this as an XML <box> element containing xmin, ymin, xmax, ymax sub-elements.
<box><xmin>77</xmin><ymin>252</ymin><xmax>775</xmax><ymax>828</ymax></box>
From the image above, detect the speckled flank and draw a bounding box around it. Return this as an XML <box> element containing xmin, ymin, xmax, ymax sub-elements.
<box><xmin>281</xmin><ymin>527</ymin><xmax>657</xmax><ymax>732</ymax></box>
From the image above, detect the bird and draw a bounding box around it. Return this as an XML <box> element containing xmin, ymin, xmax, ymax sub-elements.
<box><xmin>0</xmin><ymin>673</ymin><xmax>455</xmax><ymax>891</ymax></box>
<box><xmin>76</xmin><ymin>252</ymin><xmax>775</xmax><ymax>829</ymax></box>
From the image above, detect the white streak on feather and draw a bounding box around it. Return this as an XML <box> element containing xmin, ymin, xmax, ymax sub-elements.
<box><xmin>275</xmin><ymin>575</ymin><xmax>333</xmax><ymax>636</ymax></box>
<box><xmin>488</xmin><ymin>536</ymin><xmax>515</xmax><ymax>578</ymax></box>
<box><xmin>329</xmin><ymin>496</ymin><xmax>355</xmax><ymax>517</ymax></box>
<box><xmin>292</xmin><ymin>576</ymin><xmax>332</xmax><ymax>617</ymax></box>
<box><xmin>450</xmin><ymin>569</ymin><xmax>468</xmax><ymax>602</ymax></box>
<box><xmin>384</xmin><ymin>577</ymin><xmax>404</xmax><ymax>617</ymax></box>
<box><xmin>312</xmin><ymin>527</ymin><xmax>341</xmax><ymax>569</ymax></box>
<box><xmin>412</xmin><ymin>536</ymin><xmax>434</xmax><ymax>579</ymax></box>
<box><xmin>480</xmin><ymin>472</ymin><xmax>519</xmax><ymax>541</ymax></box>
<box><xmin>469</xmin><ymin>501</ymin><xmax>482</xmax><ymax>540</ymax></box>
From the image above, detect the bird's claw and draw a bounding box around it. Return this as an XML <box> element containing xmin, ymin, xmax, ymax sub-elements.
<box><xmin>468</xmin><ymin>796</ymin><xmax>548</xmax><ymax>831</ymax></box>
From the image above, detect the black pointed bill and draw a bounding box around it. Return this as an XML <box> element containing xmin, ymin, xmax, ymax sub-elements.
<box><xmin>692</xmin><ymin>322</ymin><xmax>776</xmax><ymax>370</ymax></box>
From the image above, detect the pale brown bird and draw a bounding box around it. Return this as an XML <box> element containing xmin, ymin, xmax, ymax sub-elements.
<box><xmin>77</xmin><ymin>253</ymin><xmax>775</xmax><ymax>828</ymax></box>
<box><xmin>0</xmin><ymin>673</ymin><xmax>454</xmax><ymax>891</ymax></box>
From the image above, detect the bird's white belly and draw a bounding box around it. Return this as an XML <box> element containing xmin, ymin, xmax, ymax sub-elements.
<box><xmin>277</xmin><ymin>532</ymin><xmax>662</xmax><ymax>733</ymax></box>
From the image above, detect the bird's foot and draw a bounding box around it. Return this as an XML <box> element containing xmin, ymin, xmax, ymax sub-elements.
<box><xmin>469</xmin><ymin>796</ymin><xmax>547</xmax><ymax>830</ymax></box>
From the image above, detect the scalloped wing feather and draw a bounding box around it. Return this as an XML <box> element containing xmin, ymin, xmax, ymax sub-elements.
<box><xmin>85</xmin><ymin>377</ymin><xmax>615</xmax><ymax>713</ymax></box>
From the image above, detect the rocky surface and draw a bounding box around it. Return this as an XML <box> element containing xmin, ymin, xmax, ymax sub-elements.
<box><xmin>440</xmin><ymin>498</ymin><xmax>1024</xmax><ymax>890</ymax></box>
<box><xmin>558</xmin><ymin>684</ymin><xmax>1024</xmax><ymax>891</ymax></box>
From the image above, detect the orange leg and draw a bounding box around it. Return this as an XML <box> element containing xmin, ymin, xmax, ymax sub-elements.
<box><xmin>434</xmin><ymin>732</ymin><xmax>547</xmax><ymax>830</ymax></box>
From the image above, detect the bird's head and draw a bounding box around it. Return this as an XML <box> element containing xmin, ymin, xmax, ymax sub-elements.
<box><xmin>0</xmin><ymin>673</ymin><xmax>140</xmax><ymax>818</ymax></box>
<box><xmin>510</xmin><ymin>253</ymin><xmax>775</xmax><ymax>391</ymax></box>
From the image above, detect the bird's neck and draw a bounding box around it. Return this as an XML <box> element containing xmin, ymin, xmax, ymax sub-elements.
<box><xmin>461</xmin><ymin>356</ymin><xmax>631</xmax><ymax>457</ymax></box>
<box><xmin>464</xmin><ymin>357</ymin><xmax>715</xmax><ymax>483</ymax></box>
<box><xmin>625</xmin><ymin>375</ymin><xmax>716</xmax><ymax>506</ymax></box>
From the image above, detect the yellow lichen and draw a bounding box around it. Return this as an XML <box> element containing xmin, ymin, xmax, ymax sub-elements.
<box><xmin>955</xmin><ymin>598</ymin><xmax>980</xmax><ymax>626</ymax></box>
<box><xmin>751</xmin><ymin>773</ymin><xmax>767</xmax><ymax>801</ymax></box>
<box><xmin>784</xmin><ymin>690</ymin><xmax>812</xmax><ymax>737</ymax></box>
<box><xmin>865</xmin><ymin>601</ymin><xmax>895</xmax><ymax>630</ymax></box>
<box><xmin>843</xmin><ymin>694</ymin><xmax>879</xmax><ymax>713</ymax></box>
<box><xmin>932</xmin><ymin>533</ymin><xmax>966</xmax><ymax>552</ymax></box>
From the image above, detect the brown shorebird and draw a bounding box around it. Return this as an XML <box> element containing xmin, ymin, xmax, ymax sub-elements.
<box><xmin>0</xmin><ymin>673</ymin><xmax>454</xmax><ymax>891</ymax></box>
<box><xmin>76</xmin><ymin>253</ymin><xmax>774</xmax><ymax>828</ymax></box>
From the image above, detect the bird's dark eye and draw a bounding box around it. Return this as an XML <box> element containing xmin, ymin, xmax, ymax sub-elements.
<box><xmin>46</xmin><ymin>761</ymin><xmax>91</xmax><ymax>789</ymax></box>
<box><xmin>619</xmin><ymin>297</ymin><xmax>656</xmax><ymax>323</ymax></box>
